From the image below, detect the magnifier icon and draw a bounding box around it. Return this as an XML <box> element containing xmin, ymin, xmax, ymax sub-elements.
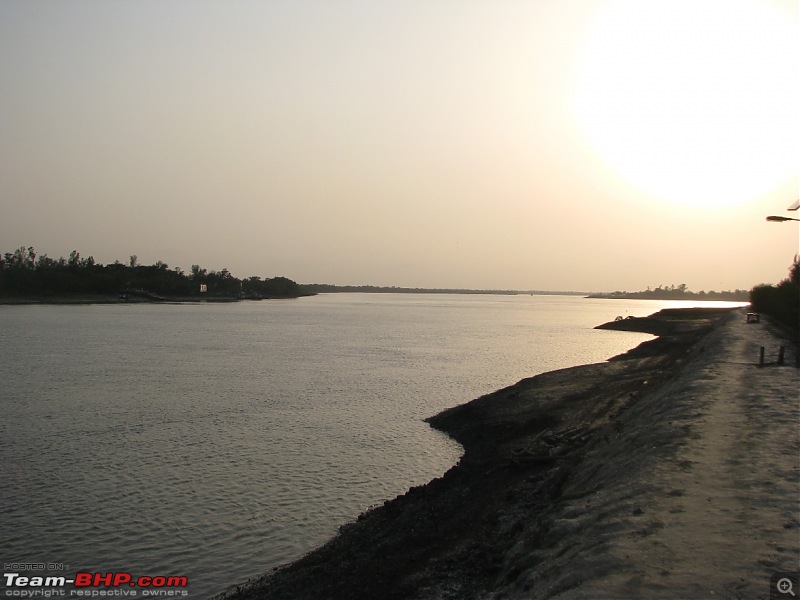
<box><xmin>778</xmin><ymin>578</ymin><xmax>795</xmax><ymax>596</ymax></box>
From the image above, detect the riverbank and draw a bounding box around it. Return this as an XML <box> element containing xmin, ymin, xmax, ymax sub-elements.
<box><xmin>213</xmin><ymin>307</ymin><xmax>798</xmax><ymax>599</ymax></box>
<box><xmin>0</xmin><ymin>293</ymin><xmax>126</xmax><ymax>304</ymax></box>
<box><xmin>0</xmin><ymin>293</ymin><xmax>305</xmax><ymax>304</ymax></box>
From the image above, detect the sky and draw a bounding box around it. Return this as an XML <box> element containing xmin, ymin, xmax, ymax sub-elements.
<box><xmin>1</xmin><ymin>0</ymin><xmax>797</xmax><ymax>293</ymax></box>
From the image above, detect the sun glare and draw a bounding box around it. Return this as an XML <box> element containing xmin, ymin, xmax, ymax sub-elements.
<box><xmin>574</xmin><ymin>0</ymin><xmax>797</xmax><ymax>210</ymax></box>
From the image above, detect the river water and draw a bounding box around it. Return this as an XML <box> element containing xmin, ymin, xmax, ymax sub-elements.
<box><xmin>0</xmin><ymin>294</ymin><xmax>742</xmax><ymax>598</ymax></box>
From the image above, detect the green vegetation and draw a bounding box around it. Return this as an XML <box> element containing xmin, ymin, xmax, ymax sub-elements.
<box><xmin>587</xmin><ymin>284</ymin><xmax>749</xmax><ymax>301</ymax></box>
<box><xmin>749</xmin><ymin>256</ymin><xmax>799</xmax><ymax>338</ymax></box>
<box><xmin>0</xmin><ymin>246</ymin><xmax>304</xmax><ymax>300</ymax></box>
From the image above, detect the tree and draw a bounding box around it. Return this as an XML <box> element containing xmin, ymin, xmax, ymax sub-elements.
<box><xmin>8</xmin><ymin>246</ymin><xmax>36</xmax><ymax>269</ymax></box>
<box><xmin>750</xmin><ymin>255</ymin><xmax>800</xmax><ymax>338</ymax></box>
<box><xmin>0</xmin><ymin>246</ymin><xmax>303</xmax><ymax>300</ymax></box>
<box><xmin>264</xmin><ymin>276</ymin><xmax>300</xmax><ymax>297</ymax></box>
<box><xmin>190</xmin><ymin>264</ymin><xmax>207</xmax><ymax>279</ymax></box>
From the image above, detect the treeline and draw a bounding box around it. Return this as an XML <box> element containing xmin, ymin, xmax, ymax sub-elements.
<box><xmin>0</xmin><ymin>246</ymin><xmax>303</xmax><ymax>299</ymax></box>
<box><xmin>750</xmin><ymin>256</ymin><xmax>799</xmax><ymax>337</ymax></box>
<box><xmin>588</xmin><ymin>284</ymin><xmax>749</xmax><ymax>301</ymax></box>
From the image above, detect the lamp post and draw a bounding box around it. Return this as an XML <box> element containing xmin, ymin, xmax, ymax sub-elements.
<box><xmin>766</xmin><ymin>200</ymin><xmax>800</xmax><ymax>223</ymax></box>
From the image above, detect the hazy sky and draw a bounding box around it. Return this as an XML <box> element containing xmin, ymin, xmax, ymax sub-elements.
<box><xmin>1</xmin><ymin>0</ymin><xmax>797</xmax><ymax>292</ymax></box>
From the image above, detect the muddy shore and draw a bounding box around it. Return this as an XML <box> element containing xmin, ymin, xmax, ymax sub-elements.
<box><xmin>213</xmin><ymin>307</ymin><xmax>798</xmax><ymax>599</ymax></box>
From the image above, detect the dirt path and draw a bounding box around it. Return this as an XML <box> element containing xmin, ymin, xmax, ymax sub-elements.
<box><xmin>503</xmin><ymin>312</ymin><xmax>799</xmax><ymax>599</ymax></box>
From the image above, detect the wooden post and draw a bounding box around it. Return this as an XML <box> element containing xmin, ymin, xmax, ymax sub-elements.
<box><xmin>778</xmin><ymin>346</ymin><xmax>785</xmax><ymax>365</ymax></box>
<box><xmin>759</xmin><ymin>346</ymin><xmax>765</xmax><ymax>367</ymax></box>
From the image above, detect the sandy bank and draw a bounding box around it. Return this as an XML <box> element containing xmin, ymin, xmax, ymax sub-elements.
<box><xmin>214</xmin><ymin>308</ymin><xmax>798</xmax><ymax>599</ymax></box>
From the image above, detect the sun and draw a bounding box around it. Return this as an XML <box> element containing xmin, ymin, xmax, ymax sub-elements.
<box><xmin>573</xmin><ymin>0</ymin><xmax>798</xmax><ymax>210</ymax></box>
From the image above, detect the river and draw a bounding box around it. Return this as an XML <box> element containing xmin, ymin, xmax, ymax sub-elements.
<box><xmin>0</xmin><ymin>294</ymin><xmax>743</xmax><ymax>597</ymax></box>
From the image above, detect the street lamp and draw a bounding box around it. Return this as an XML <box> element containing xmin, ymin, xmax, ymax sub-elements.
<box><xmin>766</xmin><ymin>200</ymin><xmax>800</xmax><ymax>222</ymax></box>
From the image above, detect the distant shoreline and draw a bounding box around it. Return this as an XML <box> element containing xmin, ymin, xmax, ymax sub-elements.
<box><xmin>587</xmin><ymin>291</ymin><xmax>749</xmax><ymax>301</ymax></box>
<box><xmin>0</xmin><ymin>289</ymin><xmax>752</xmax><ymax>306</ymax></box>
<box><xmin>0</xmin><ymin>293</ymin><xmax>305</xmax><ymax>305</ymax></box>
<box><xmin>300</xmin><ymin>284</ymin><xmax>586</xmax><ymax>296</ymax></box>
<box><xmin>0</xmin><ymin>289</ymin><xmax>584</xmax><ymax>305</ymax></box>
<box><xmin>0</xmin><ymin>294</ymin><xmax>128</xmax><ymax>305</ymax></box>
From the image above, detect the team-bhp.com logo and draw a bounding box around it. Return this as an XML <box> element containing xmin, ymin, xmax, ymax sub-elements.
<box><xmin>4</xmin><ymin>572</ymin><xmax>188</xmax><ymax>597</ymax></box>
